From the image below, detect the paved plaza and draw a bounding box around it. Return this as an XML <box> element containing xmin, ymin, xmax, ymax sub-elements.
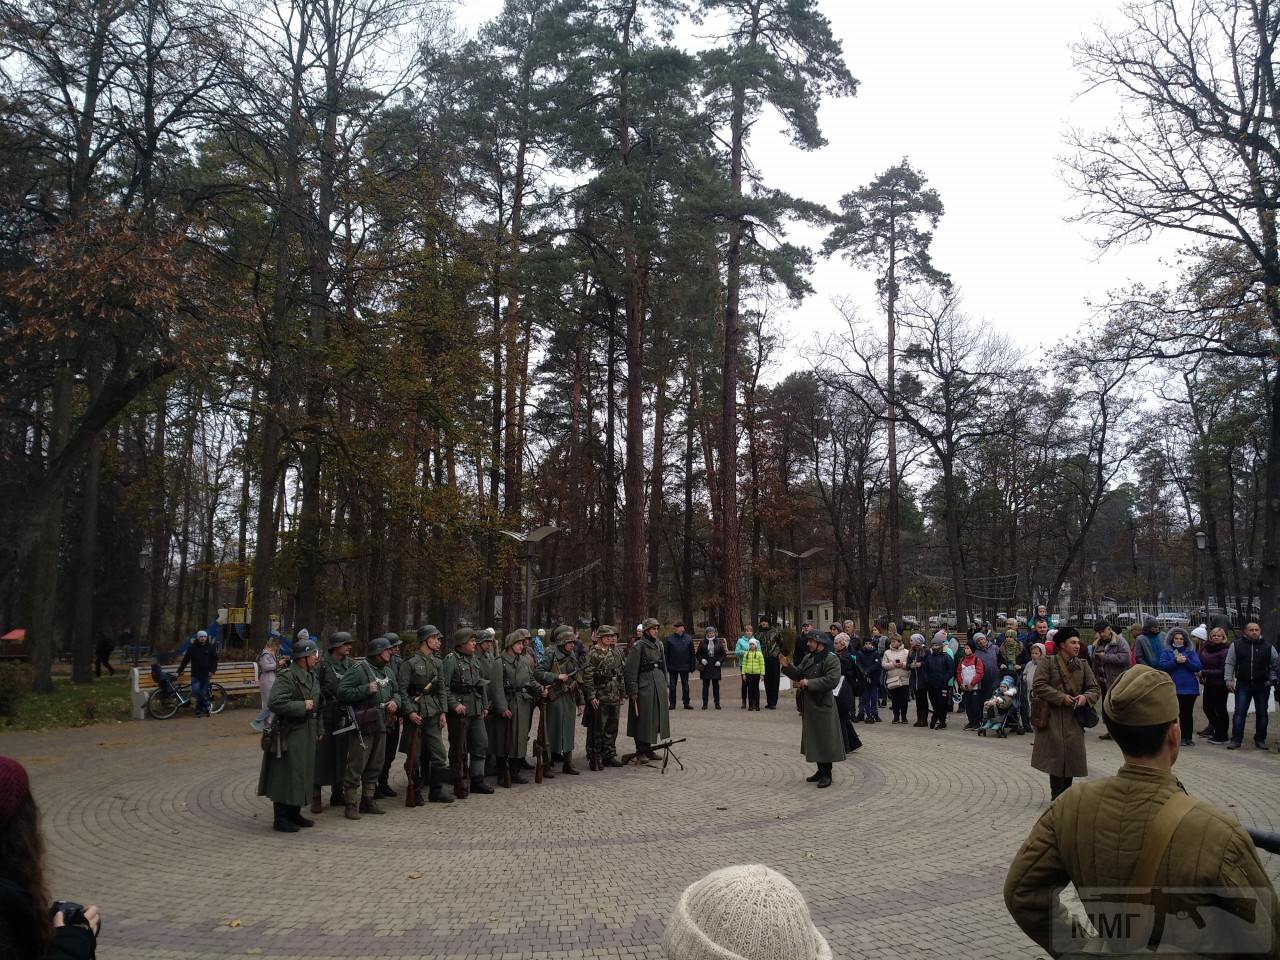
<box><xmin>5</xmin><ymin>686</ymin><xmax>1280</xmax><ymax>960</ymax></box>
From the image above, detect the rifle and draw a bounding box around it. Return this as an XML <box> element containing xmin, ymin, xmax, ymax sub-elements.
<box><xmin>404</xmin><ymin>717</ymin><xmax>420</xmax><ymax>807</ymax></box>
<box><xmin>499</xmin><ymin>707</ymin><xmax>513</xmax><ymax>788</ymax></box>
<box><xmin>1248</xmin><ymin>827</ymin><xmax>1280</xmax><ymax>855</ymax></box>
<box><xmin>449</xmin><ymin>711</ymin><xmax>470</xmax><ymax>799</ymax></box>
<box><xmin>534</xmin><ymin>704</ymin><xmax>546</xmax><ymax>784</ymax></box>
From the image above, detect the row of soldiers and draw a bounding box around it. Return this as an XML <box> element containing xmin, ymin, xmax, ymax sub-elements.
<box><xmin>257</xmin><ymin>618</ymin><xmax>673</xmax><ymax>832</ymax></box>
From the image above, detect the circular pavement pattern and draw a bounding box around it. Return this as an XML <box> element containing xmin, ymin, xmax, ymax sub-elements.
<box><xmin>6</xmin><ymin>687</ymin><xmax>1280</xmax><ymax>960</ymax></box>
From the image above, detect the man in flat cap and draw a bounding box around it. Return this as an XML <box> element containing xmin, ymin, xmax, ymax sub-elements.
<box><xmin>1005</xmin><ymin>665</ymin><xmax>1280</xmax><ymax>958</ymax></box>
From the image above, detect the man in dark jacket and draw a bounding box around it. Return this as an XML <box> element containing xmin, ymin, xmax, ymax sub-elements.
<box><xmin>663</xmin><ymin>621</ymin><xmax>693</xmax><ymax>710</ymax></box>
<box><xmin>1225</xmin><ymin>621</ymin><xmax>1278</xmax><ymax>749</ymax></box>
<box><xmin>177</xmin><ymin>630</ymin><xmax>218</xmax><ymax>717</ymax></box>
<box><xmin>922</xmin><ymin>637</ymin><xmax>953</xmax><ymax>729</ymax></box>
<box><xmin>759</xmin><ymin>615</ymin><xmax>782</xmax><ymax>709</ymax></box>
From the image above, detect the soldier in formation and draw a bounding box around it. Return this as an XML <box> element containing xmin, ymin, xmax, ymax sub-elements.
<box><xmin>443</xmin><ymin>627</ymin><xmax>494</xmax><ymax>795</ymax></box>
<box><xmin>625</xmin><ymin>618</ymin><xmax>671</xmax><ymax>761</ymax></box>
<box><xmin>537</xmin><ymin>624</ymin><xmax>585</xmax><ymax>775</ymax></box>
<box><xmin>258</xmin><ymin>622</ymin><xmax>680</xmax><ymax>832</ymax></box>
<box><xmin>582</xmin><ymin>625</ymin><xmax>626</xmax><ymax>769</ymax></box>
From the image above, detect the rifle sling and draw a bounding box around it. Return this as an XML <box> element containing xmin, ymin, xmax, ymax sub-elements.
<box><xmin>1130</xmin><ymin>791</ymin><xmax>1198</xmax><ymax>890</ymax></box>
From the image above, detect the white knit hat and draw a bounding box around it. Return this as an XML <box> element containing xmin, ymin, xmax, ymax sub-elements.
<box><xmin>662</xmin><ymin>865</ymin><xmax>832</xmax><ymax>960</ymax></box>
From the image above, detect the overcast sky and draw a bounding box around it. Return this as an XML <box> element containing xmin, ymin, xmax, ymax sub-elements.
<box><xmin>454</xmin><ymin>0</ymin><xmax>1182</xmax><ymax>361</ymax></box>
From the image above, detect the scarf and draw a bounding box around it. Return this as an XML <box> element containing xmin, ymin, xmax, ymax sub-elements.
<box><xmin>1054</xmin><ymin>651</ymin><xmax>1082</xmax><ymax>695</ymax></box>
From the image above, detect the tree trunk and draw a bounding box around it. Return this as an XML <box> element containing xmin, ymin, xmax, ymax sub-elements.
<box><xmin>29</xmin><ymin>370</ymin><xmax>73</xmax><ymax>692</ymax></box>
<box><xmin>71</xmin><ymin>429</ymin><xmax>103</xmax><ymax>684</ymax></box>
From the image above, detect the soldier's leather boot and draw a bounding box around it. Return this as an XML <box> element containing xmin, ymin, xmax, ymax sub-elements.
<box><xmin>509</xmin><ymin>759</ymin><xmax>528</xmax><ymax>784</ymax></box>
<box><xmin>359</xmin><ymin>795</ymin><xmax>386</xmax><ymax>815</ymax></box>
<box><xmin>330</xmin><ymin>788</ymin><xmax>343</xmax><ymax>807</ymax></box>
<box><xmin>561</xmin><ymin>753</ymin><xmax>581</xmax><ymax>775</ymax></box>
<box><xmin>427</xmin><ymin>770</ymin><xmax>454</xmax><ymax>803</ymax></box>
<box><xmin>272</xmin><ymin>803</ymin><xmax>299</xmax><ymax>833</ymax></box>
<box><xmin>375</xmin><ymin>779</ymin><xmax>397</xmax><ymax>799</ymax></box>
<box><xmin>604</xmin><ymin>756</ymin><xmax>624</xmax><ymax>767</ymax></box>
<box><xmin>470</xmin><ymin>777</ymin><xmax>495</xmax><ymax>794</ymax></box>
<box><xmin>310</xmin><ymin>787</ymin><xmax>324</xmax><ymax>814</ymax></box>
<box><xmin>289</xmin><ymin>805</ymin><xmax>315</xmax><ymax>828</ymax></box>
<box><xmin>412</xmin><ymin>787</ymin><xmax>425</xmax><ymax>806</ymax></box>
<box><xmin>344</xmin><ymin>803</ymin><xmax>362</xmax><ymax>820</ymax></box>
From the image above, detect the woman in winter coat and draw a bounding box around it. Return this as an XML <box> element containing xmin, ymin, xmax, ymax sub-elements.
<box><xmin>251</xmin><ymin>635</ymin><xmax>281</xmax><ymax>733</ymax></box>
<box><xmin>923</xmin><ymin>637</ymin><xmax>954</xmax><ymax>728</ymax></box>
<box><xmin>907</xmin><ymin>634</ymin><xmax>930</xmax><ymax>727</ymax></box>
<box><xmin>1091</xmin><ymin>622</ymin><xmax>1131</xmax><ymax>741</ymax></box>
<box><xmin>1158</xmin><ymin>626</ymin><xmax>1202</xmax><ymax>747</ymax></box>
<box><xmin>855</xmin><ymin>637</ymin><xmax>883</xmax><ymax>722</ymax></box>
<box><xmin>881</xmin><ymin>635</ymin><xmax>910</xmax><ymax>723</ymax></box>
<box><xmin>1020</xmin><ymin>642</ymin><xmax>1046</xmax><ymax>733</ymax></box>
<box><xmin>955</xmin><ymin>641</ymin><xmax>985</xmax><ymax>730</ymax></box>
<box><xmin>780</xmin><ymin>633</ymin><xmax>846</xmax><ymax>787</ymax></box>
<box><xmin>1030</xmin><ymin>626</ymin><xmax>1100</xmax><ymax>799</ymax></box>
<box><xmin>1198</xmin><ymin>625</ymin><xmax>1231</xmax><ymax>744</ymax></box>
<box><xmin>832</xmin><ymin>634</ymin><xmax>862</xmax><ymax>752</ymax></box>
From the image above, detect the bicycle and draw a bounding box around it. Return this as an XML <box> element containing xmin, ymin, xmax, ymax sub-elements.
<box><xmin>147</xmin><ymin>677</ymin><xmax>228</xmax><ymax>720</ymax></box>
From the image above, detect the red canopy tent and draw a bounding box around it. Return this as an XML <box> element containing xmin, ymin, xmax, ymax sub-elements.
<box><xmin>0</xmin><ymin>629</ymin><xmax>24</xmax><ymax>642</ymax></box>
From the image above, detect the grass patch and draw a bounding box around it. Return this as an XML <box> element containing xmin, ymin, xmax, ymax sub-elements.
<box><xmin>1</xmin><ymin>673</ymin><xmax>134</xmax><ymax>731</ymax></box>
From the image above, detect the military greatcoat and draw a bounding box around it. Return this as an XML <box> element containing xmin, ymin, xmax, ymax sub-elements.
<box><xmin>490</xmin><ymin>651</ymin><xmax>541</xmax><ymax>758</ymax></box>
<box><xmin>781</xmin><ymin>650</ymin><xmax>846</xmax><ymax>763</ymax></box>
<box><xmin>625</xmin><ymin>635</ymin><xmax>670</xmax><ymax>744</ymax></box>
<box><xmin>313</xmin><ymin>652</ymin><xmax>353</xmax><ymax>787</ymax></box>
<box><xmin>536</xmin><ymin>643</ymin><xmax>583</xmax><ymax>755</ymax></box>
<box><xmin>257</xmin><ymin>662</ymin><xmax>321</xmax><ymax>806</ymax></box>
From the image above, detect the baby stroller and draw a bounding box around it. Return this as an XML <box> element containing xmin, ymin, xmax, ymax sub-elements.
<box><xmin>978</xmin><ymin>678</ymin><xmax>1023</xmax><ymax>738</ymax></box>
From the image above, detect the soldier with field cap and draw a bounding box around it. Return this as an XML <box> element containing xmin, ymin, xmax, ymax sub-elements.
<box><xmin>625</xmin><ymin>618</ymin><xmax>671</xmax><ymax>762</ymax></box>
<box><xmin>257</xmin><ymin>635</ymin><xmax>321</xmax><ymax>832</ymax></box>
<box><xmin>443</xmin><ymin>627</ymin><xmax>493</xmax><ymax>795</ymax></box>
<box><xmin>337</xmin><ymin>635</ymin><xmax>401</xmax><ymax>819</ymax></box>
<box><xmin>1005</xmin><ymin>664</ymin><xmax>1280</xmax><ymax>958</ymax></box>
<box><xmin>399</xmin><ymin>625</ymin><xmax>450</xmax><ymax>806</ymax></box>
<box><xmin>312</xmin><ymin>630</ymin><xmax>355</xmax><ymax>812</ymax></box>
<box><xmin>582</xmin><ymin>624</ymin><xmax>626</xmax><ymax>769</ymax></box>
<box><xmin>375</xmin><ymin>632</ymin><xmax>404</xmax><ymax>798</ymax></box>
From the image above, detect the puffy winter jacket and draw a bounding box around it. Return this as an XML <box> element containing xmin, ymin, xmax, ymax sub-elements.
<box><xmin>881</xmin><ymin>646</ymin><xmax>909</xmax><ymax>689</ymax></box>
<box><xmin>1158</xmin><ymin>644</ymin><xmax>1202</xmax><ymax>696</ymax></box>
<box><xmin>922</xmin><ymin>651</ymin><xmax>953</xmax><ymax>690</ymax></box>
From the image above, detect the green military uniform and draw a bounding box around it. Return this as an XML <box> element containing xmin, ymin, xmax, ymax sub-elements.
<box><xmin>257</xmin><ymin>639</ymin><xmax>321</xmax><ymax>832</ymax></box>
<box><xmin>377</xmin><ymin>632</ymin><xmax>404</xmax><ymax>798</ymax></box>
<box><xmin>337</xmin><ymin>637</ymin><xmax>402</xmax><ymax>817</ymax></box>
<box><xmin>625</xmin><ymin>618</ymin><xmax>671</xmax><ymax>755</ymax></box>
<box><xmin>490</xmin><ymin>629</ymin><xmax>542</xmax><ymax>786</ymax></box>
<box><xmin>536</xmin><ymin>625</ymin><xmax>583</xmax><ymax>774</ymax></box>
<box><xmin>782</xmin><ymin>638</ymin><xmax>845</xmax><ymax>772</ymax></box>
<box><xmin>443</xmin><ymin>628</ymin><xmax>492</xmax><ymax>795</ymax></box>
<box><xmin>478</xmin><ymin>631</ymin><xmax>501</xmax><ymax>778</ymax></box>
<box><xmin>398</xmin><ymin>626</ymin><xmax>451</xmax><ymax>804</ymax></box>
<box><xmin>312</xmin><ymin>633</ymin><xmax>355</xmax><ymax>808</ymax></box>
<box><xmin>1005</xmin><ymin>667</ymin><xmax>1280</xmax><ymax>958</ymax></box>
<box><xmin>582</xmin><ymin>625</ymin><xmax>626</xmax><ymax>768</ymax></box>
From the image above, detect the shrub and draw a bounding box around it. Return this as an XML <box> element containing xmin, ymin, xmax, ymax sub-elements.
<box><xmin>0</xmin><ymin>664</ymin><xmax>34</xmax><ymax>719</ymax></box>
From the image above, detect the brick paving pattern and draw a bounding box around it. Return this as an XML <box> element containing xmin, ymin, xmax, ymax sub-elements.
<box><xmin>4</xmin><ymin>686</ymin><xmax>1280</xmax><ymax>959</ymax></box>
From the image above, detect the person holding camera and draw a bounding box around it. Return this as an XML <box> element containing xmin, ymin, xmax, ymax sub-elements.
<box><xmin>0</xmin><ymin>756</ymin><xmax>101</xmax><ymax>959</ymax></box>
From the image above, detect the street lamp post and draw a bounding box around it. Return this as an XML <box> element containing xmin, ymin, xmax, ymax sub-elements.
<box><xmin>1194</xmin><ymin>530</ymin><xmax>1209</xmax><ymax>627</ymax></box>
<box><xmin>1090</xmin><ymin>560</ymin><xmax>1098</xmax><ymax>621</ymax></box>
<box><xmin>500</xmin><ymin>525</ymin><xmax>566</xmax><ymax>629</ymax></box>
<box><xmin>776</xmin><ymin>547</ymin><xmax>823</xmax><ymax>632</ymax></box>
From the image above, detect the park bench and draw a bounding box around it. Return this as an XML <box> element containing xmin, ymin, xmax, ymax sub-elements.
<box><xmin>129</xmin><ymin>661</ymin><xmax>260</xmax><ymax>720</ymax></box>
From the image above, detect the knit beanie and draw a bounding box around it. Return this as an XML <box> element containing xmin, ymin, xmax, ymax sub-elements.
<box><xmin>0</xmin><ymin>756</ymin><xmax>31</xmax><ymax>824</ymax></box>
<box><xmin>662</xmin><ymin>864</ymin><xmax>831</xmax><ymax>960</ymax></box>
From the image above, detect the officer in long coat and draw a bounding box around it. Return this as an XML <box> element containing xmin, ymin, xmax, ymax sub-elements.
<box><xmin>376</xmin><ymin>632</ymin><xmax>404</xmax><ymax>798</ymax></box>
<box><xmin>257</xmin><ymin>636</ymin><xmax>321</xmax><ymax>832</ymax></box>
<box><xmin>337</xmin><ymin>635</ymin><xmax>401</xmax><ymax>819</ymax></box>
<box><xmin>582</xmin><ymin>625</ymin><xmax>626</xmax><ymax>769</ymax></box>
<box><xmin>625</xmin><ymin>618</ymin><xmax>671</xmax><ymax>760</ymax></box>
<box><xmin>443</xmin><ymin>628</ymin><xmax>493</xmax><ymax>795</ymax></box>
<box><xmin>491</xmin><ymin>629</ymin><xmax>542</xmax><ymax>785</ymax></box>
<box><xmin>311</xmin><ymin>631</ymin><xmax>355</xmax><ymax>812</ymax></box>
<box><xmin>536</xmin><ymin>625</ymin><xmax>584</xmax><ymax>775</ymax></box>
<box><xmin>398</xmin><ymin>626</ymin><xmax>451</xmax><ymax>805</ymax></box>
<box><xmin>780</xmin><ymin>630</ymin><xmax>845</xmax><ymax>788</ymax></box>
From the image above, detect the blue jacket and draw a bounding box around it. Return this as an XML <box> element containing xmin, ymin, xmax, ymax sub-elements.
<box><xmin>664</xmin><ymin>632</ymin><xmax>694</xmax><ymax>672</ymax></box>
<box><xmin>922</xmin><ymin>651</ymin><xmax>953</xmax><ymax>690</ymax></box>
<box><xmin>1158</xmin><ymin>645</ymin><xmax>1202</xmax><ymax>695</ymax></box>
